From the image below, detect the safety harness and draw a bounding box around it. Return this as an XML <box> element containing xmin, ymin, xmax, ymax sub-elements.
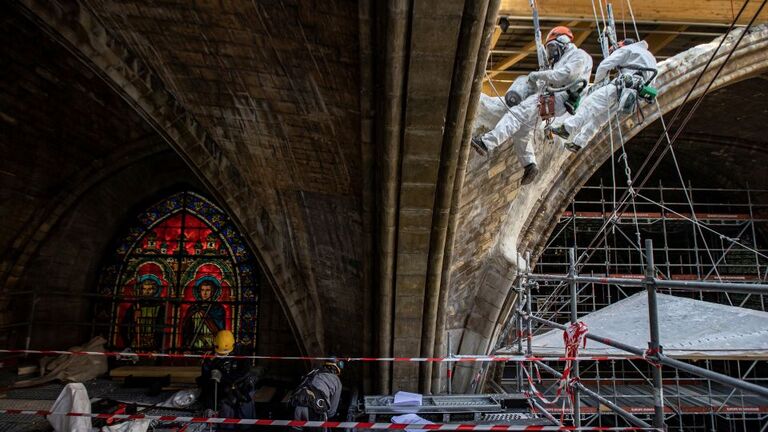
<box><xmin>613</xmin><ymin>66</ymin><xmax>658</xmax><ymax>119</ymax></box>
<box><xmin>288</xmin><ymin>369</ymin><xmax>330</xmax><ymax>415</ymax></box>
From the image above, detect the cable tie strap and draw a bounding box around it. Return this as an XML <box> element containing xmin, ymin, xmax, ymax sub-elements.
<box><xmin>643</xmin><ymin>347</ymin><xmax>663</xmax><ymax>368</ymax></box>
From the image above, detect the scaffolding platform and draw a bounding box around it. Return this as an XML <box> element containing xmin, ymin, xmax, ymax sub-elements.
<box><xmin>361</xmin><ymin>393</ymin><xmax>551</xmax><ymax>425</ymax></box>
<box><xmin>502</xmin><ymin>381</ymin><xmax>768</xmax><ymax>414</ymax></box>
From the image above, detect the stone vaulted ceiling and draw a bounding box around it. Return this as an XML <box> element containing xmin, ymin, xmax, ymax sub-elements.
<box><xmin>11</xmin><ymin>0</ymin><xmax>499</xmax><ymax>393</ymax></box>
<box><xmin>79</xmin><ymin>0</ymin><xmax>366</xmax><ymax>367</ymax></box>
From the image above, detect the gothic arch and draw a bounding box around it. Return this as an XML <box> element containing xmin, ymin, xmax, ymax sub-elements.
<box><xmin>13</xmin><ymin>0</ymin><xmax>324</xmax><ymax>356</ymax></box>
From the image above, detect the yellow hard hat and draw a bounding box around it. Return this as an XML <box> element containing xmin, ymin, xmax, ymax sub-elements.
<box><xmin>214</xmin><ymin>330</ymin><xmax>235</xmax><ymax>355</ymax></box>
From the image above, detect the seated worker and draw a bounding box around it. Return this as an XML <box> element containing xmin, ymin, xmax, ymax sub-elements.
<box><xmin>198</xmin><ymin>330</ymin><xmax>257</xmax><ymax>427</ymax></box>
<box><xmin>472</xmin><ymin>26</ymin><xmax>592</xmax><ymax>185</ymax></box>
<box><xmin>549</xmin><ymin>38</ymin><xmax>657</xmax><ymax>152</ymax></box>
<box><xmin>289</xmin><ymin>360</ymin><xmax>343</xmax><ymax>428</ymax></box>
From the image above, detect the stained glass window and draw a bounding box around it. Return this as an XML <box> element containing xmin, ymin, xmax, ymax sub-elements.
<box><xmin>95</xmin><ymin>191</ymin><xmax>259</xmax><ymax>354</ymax></box>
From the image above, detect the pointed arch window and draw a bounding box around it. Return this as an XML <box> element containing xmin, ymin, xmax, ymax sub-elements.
<box><xmin>95</xmin><ymin>191</ymin><xmax>259</xmax><ymax>354</ymax></box>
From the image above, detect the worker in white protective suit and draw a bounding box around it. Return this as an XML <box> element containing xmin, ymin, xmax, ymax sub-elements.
<box><xmin>549</xmin><ymin>38</ymin><xmax>657</xmax><ymax>152</ymax></box>
<box><xmin>472</xmin><ymin>26</ymin><xmax>592</xmax><ymax>185</ymax></box>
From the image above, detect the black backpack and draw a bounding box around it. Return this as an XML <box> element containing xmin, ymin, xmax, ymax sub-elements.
<box><xmin>288</xmin><ymin>369</ymin><xmax>329</xmax><ymax>414</ymax></box>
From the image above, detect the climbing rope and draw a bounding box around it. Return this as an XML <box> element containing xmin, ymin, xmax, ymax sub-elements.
<box><xmin>559</xmin><ymin>0</ymin><xmax>757</xmax><ymax>278</ymax></box>
<box><xmin>624</xmin><ymin>0</ymin><xmax>641</xmax><ymax>41</ymax></box>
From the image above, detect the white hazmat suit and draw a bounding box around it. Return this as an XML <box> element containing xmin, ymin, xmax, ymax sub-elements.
<box><xmin>480</xmin><ymin>43</ymin><xmax>592</xmax><ymax>166</ymax></box>
<box><xmin>559</xmin><ymin>40</ymin><xmax>657</xmax><ymax>150</ymax></box>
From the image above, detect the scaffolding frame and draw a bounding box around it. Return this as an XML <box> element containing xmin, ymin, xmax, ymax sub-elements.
<box><xmin>506</xmin><ymin>239</ymin><xmax>768</xmax><ymax>431</ymax></box>
<box><xmin>491</xmin><ymin>180</ymin><xmax>768</xmax><ymax>431</ymax></box>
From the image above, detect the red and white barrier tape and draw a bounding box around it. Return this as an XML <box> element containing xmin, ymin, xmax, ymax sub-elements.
<box><xmin>522</xmin><ymin>322</ymin><xmax>590</xmax><ymax>424</ymax></box>
<box><xmin>0</xmin><ymin>349</ymin><xmax>637</xmax><ymax>363</ymax></box>
<box><xmin>560</xmin><ymin>322</ymin><xmax>589</xmax><ymax>404</ymax></box>
<box><xmin>0</xmin><ymin>410</ymin><xmax>658</xmax><ymax>430</ymax></box>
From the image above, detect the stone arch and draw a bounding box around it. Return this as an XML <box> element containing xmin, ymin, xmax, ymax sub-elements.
<box><xmin>13</xmin><ymin>0</ymin><xmax>324</xmax><ymax>356</ymax></box>
<box><xmin>451</xmin><ymin>24</ymin><xmax>768</xmax><ymax>392</ymax></box>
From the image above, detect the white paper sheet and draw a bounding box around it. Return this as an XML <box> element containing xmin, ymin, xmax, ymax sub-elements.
<box><xmin>392</xmin><ymin>413</ymin><xmax>432</xmax><ymax>424</ymax></box>
<box><xmin>392</xmin><ymin>391</ymin><xmax>423</xmax><ymax>406</ymax></box>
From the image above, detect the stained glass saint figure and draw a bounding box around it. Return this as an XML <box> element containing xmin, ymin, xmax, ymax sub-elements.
<box><xmin>182</xmin><ymin>269</ymin><xmax>228</xmax><ymax>350</ymax></box>
<box><xmin>119</xmin><ymin>262</ymin><xmax>167</xmax><ymax>350</ymax></box>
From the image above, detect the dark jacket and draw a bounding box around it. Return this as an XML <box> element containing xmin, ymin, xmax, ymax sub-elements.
<box><xmin>292</xmin><ymin>367</ymin><xmax>342</xmax><ymax>417</ymax></box>
<box><xmin>198</xmin><ymin>353</ymin><xmax>252</xmax><ymax>410</ymax></box>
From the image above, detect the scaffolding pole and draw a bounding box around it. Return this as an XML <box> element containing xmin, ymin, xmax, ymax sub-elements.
<box><xmin>525</xmin><ymin>275</ymin><xmax>533</xmax><ymax>376</ymax></box>
<box><xmin>516</xmin><ymin>274</ymin><xmax>524</xmax><ymax>391</ymax></box>
<box><xmin>533</xmin><ymin>360</ymin><xmax>653</xmax><ymax>430</ymax></box>
<box><xmin>529</xmin><ymin>396</ymin><xmax>562</xmax><ymax>426</ymax></box>
<box><xmin>644</xmin><ymin>239</ymin><xmax>665</xmax><ymax>430</ymax></box>
<box><xmin>521</xmin><ymin>258</ymin><xmax>768</xmax><ymax>399</ymax></box>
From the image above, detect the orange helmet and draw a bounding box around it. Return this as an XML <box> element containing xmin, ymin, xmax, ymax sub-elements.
<box><xmin>546</xmin><ymin>26</ymin><xmax>574</xmax><ymax>44</ymax></box>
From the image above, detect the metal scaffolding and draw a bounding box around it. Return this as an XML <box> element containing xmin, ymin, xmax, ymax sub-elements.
<box><xmin>497</xmin><ymin>182</ymin><xmax>768</xmax><ymax>431</ymax></box>
<box><xmin>502</xmin><ymin>239</ymin><xmax>768</xmax><ymax>431</ymax></box>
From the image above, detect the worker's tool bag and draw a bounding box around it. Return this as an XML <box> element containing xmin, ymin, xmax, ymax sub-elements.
<box><xmin>288</xmin><ymin>370</ymin><xmax>330</xmax><ymax>414</ymax></box>
<box><xmin>614</xmin><ymin>74</ymin><xmax>646</xmax><ymax>115</ymax></box>
<box><xmin>542</xmin><ymin>79</ymin><xmax>588</xmax><ymax>117</ymax></box>
<box><xmin>618</xmin><ymin>67</ymin><xmax>659</xmax><ymax>103</ymax></box>
<box><xmin>563</xmin><ymin>79</ymin><xmax>588</xmax><ymax>115</ymax></box>
<box><xmin>538</xmin><ymin>94</ymin><xmax>556</xmax><ymax>120</ymax></box>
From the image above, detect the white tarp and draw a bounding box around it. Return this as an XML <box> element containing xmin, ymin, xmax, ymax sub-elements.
<box><xmin>47</xmin><ymin>383</ymin><xmax>92</xmax><ymax>432</ymax></box>
<box><xmin>514</xmin><ymin>292</ymin><xmax>768</xmax><ymax>359</ymax></box>
<box><xmin>99</xmin><ymin>420</ymin><xmax>152</xmax><ymax>432</ymax></box>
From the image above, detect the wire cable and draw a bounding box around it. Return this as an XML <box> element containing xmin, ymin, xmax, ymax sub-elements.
<box><xmin>531</xmin><ymin>1</ymin><xmax>763</xmax><ymax>321</ymax></box>
<box><xmin>566</xmin><ymin>0</ymin><xmax>755</xmax><ymax>273</ymax></box>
